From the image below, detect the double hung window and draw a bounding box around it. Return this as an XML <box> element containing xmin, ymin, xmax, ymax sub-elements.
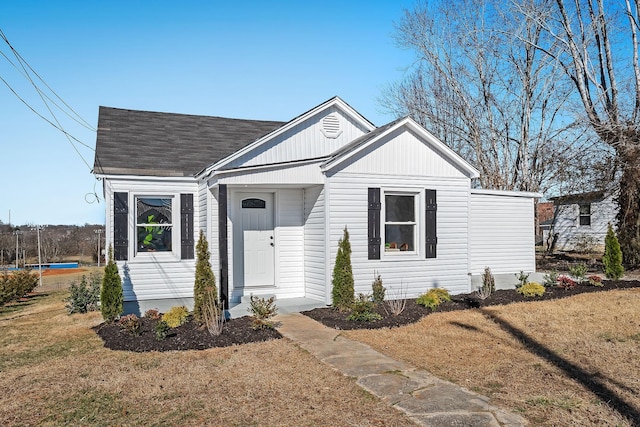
<box><xmin>136</xmin><ymin>197</ymin><xmax>173</xmax><ymax>253</ymax></box>
<box><xmin>384</xmin><ymin>193</ymin><xmax>417</xmax><ymax>253</ymax></box>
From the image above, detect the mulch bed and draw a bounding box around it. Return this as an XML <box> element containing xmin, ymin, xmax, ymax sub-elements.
<box><xmin>303</xmin><ymin>279</ymin><xmax>640</xmax><ymax>330</ymax></box>
<box><xmin>94</xmin><ymin>316</ymin><xmax>281</xmax><ymax>352</ymax></box>
<box><xmin>95</xmin><ymin>280</ymin><xmax>640</xmax><ymax>351</ymax></box>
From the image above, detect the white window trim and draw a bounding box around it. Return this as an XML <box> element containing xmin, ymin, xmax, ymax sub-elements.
<box><xmin>131</xmin><ymin>193</ymin><xmax>181</xmax><ymax>262</ymax></box>
<box><xmin>381</xmin><ymin>188</ymin><xmax>422</xmax><ymax>260</ymax></box>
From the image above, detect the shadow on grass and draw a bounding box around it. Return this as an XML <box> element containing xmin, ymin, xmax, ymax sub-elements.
<box><xmin>482</xmin><ymin>309</ymin><xmax>640</xmax><ymax>426</ymax></box>
<box><xmin>0</xmin><ymin>293</ymin><xmax>52</xmax><ymax>319</ymax></box>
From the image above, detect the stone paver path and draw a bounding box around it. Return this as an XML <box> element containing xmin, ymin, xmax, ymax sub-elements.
<box><xmin>276</xmin><ymin>313</ymin><xmax>527</xmax><ymax>427</ymax></box>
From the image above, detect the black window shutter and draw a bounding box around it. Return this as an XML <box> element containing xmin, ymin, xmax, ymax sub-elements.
<box><xmin>218</xmin><ymin>185</ymin><xmax>229</xmax><ymax>308</ymax></box>
<box><xmin>180</xmin><ymin>194</ymin><xmax>194</xmax><ymax>260</ymax></box>
<box><xmin>425</xmin><ymin>189</ymin><xmax>437</xmax><ymax>258</ymax></box>
<box><xmin>113</xmin><ymin>192</ymin><xmax>128</xmax><ymax>261</ymax></box>
<box><xmin>368</xmin><ymin>188</ymin><xmax>381</xmax><ymax>260</ymax></box>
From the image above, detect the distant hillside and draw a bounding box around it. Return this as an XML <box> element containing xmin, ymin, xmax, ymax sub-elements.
<box><xmin>0</xmin><ymin>222</ymin><xmax>104</xmax><ymax>266</ymax></box>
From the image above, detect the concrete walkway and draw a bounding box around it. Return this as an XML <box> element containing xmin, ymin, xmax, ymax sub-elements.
<box><xmin>276</xmin><ymin>313</ymin><xmax>527</xmax><ymax>427</ymax></box>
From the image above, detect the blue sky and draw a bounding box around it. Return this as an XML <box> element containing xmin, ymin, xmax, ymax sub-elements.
<box><xmin>0</xmin><ymin>0</ymin><xmax>416</xmax><ymax>226</ymax></box>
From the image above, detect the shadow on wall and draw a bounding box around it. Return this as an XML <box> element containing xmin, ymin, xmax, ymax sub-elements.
<box><xmin>121</xmin><ymin>263</ymin><xmax>141</xmax><ymax>317</ymax></box>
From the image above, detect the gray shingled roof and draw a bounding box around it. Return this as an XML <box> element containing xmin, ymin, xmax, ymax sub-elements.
<box><xmin>93</xmin><ymin>107</ymin><xmax>285</xmax><ymax>177</ymax></box>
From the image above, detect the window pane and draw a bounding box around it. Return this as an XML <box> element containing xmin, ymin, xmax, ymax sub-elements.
<box><xmin>579</xmin><ymin>204</ymin><xmax>591</xmax><ymax>215</ymax></box>
<box><xmin>579</xmin><ymin>216</ymin><xmax>591</xmax><ymax>226</ymax></box>
<box><xmin>385</xmin><ymin>195</ymin><xmax>414</xmax><ymax>222</ymax></box>
<box><xmin>137</xmin><ymin>226</ymin><xmax>172</xmax><ymax>252</ymax></box>
<box><xmin>385</xmin><ymin>225</ymin><xmax>414</xmax><ymax>251</ymax></box>
<box><xmin>136</xmin><ymin>197</ymin><xmax>172</xmax><ymax>252</ymax></box>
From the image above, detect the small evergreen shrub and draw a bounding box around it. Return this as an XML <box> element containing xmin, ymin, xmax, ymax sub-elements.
<box><xmin>144</xmin><ymin>309</ymin><xmax>161</xmax><ymax>320</ymax></box>
<box><xmin>517</xmin><ymin>282</ymin><xmax>545</xmax><ymax>297</ymax></box>
<box><xmin>557</xmin><ymin>275</ymin><xmax>577</xmax><ymax>290</ymax></box>
<box><xmin>331</xmin><ymin>226</ymin><xmax>355</xmax><ymax>312</ymax></box>
<box><xmin>569</xmin><ymin>263</ymin><xmax>588</xmax><ymax>283</ymax></box>
<box><xmin>101</xmin><ymin>245</ymin><xmax>123</xmax><ymax>323</ymax></box>
<box><xmin>588</xmin><ymin>275</ymin><xmax>604</xmax><ymax>287</ymax></box>
<box><xmin>602</xmin><ymin>223</ymin><xmax>624</xmax><ymax>280</ymax></box>
<box><xmin>417</xmin><ymin>288</ymin><xmax>451</xmax><ymax>311</ymax></box>
<box><xmin>65</xmin><ymin>273</ymin><xmax>102</xmax><ymax>314</ymax></box>
<box><xmin>0</xmin><ymin>271</ymin><xmax>12</xmax><ymax>305</ymax></box>
<box><xmin>162</xmin><ymin>306</ymin><xmax>189</xmax><ymax>328</ymax></box>
<box><xmin>477</xmin><ymin>266</ymin><xmax>495</xmax><ymax>299</ymax></box>
<box><xmin>193</xmin><ymin>231</ymin><xmax>217</xmax><ymax>325</ymax></box>
<box><xmin>118</xmin><ymin>314</ymin><xmax>142</xmax><ymax>335</ymax></box>
<box><xmin>347</xmin><ymin>293</ymin><xmax>382</xmax><ymax>322</ymax></box>
<box><xmin>515</xmin><ymin>271</ymin><xmax>529</xmax><ymax>288</ymax></box>
<box><xmin>10</xmin><ymin>269</ymin><xmax>38</xmax><ymax>298</ymax></box>
<box><xmin>542</xmin><ymin>270</ymin><xmax>559</xmax><ymax>287</ymax></box>
<box><xmin>155</xmin><ymin>320</ymin><xmax>170</xmax><ymax>341</ymax></box>
<box><xmin>371</xmin><ymin>273</ymin><xmax>385</xmax><ymax>305</ymax></box>
<box><xmin>248</xmin><ymin>295</ymin><xmax>278</xmax><ymax>330</ymax></box>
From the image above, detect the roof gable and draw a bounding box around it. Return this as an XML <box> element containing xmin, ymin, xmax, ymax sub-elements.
<box><xmin>321</xmin><ymin>117</ymin><xmax>480</xmax><ymax>179</ymax></box>
<box><xmin>198</xmin><ymin>96</ymin><xmax>376</xmax><ymax>176</ymax></box>
<box><xmin>93</xmin><ymin>107</ymin><xmax>284</xmax><ymax>177</ymax></box>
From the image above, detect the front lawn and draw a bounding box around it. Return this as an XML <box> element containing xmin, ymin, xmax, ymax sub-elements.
<box><xmin>345</xmin><ymin>288</ymin><xmax>640</xmax><ymax>426</ymax></box>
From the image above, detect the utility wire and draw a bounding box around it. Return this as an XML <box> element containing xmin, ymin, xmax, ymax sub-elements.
<box><xmin>0</xmin><ymin>49</ymin><xmax>96</xmax><ymax>132</ymax></box>
<box><xmin>0</xmin><ymin>28</ymin><xmax>96</xmax><ymax>131</ymax></box>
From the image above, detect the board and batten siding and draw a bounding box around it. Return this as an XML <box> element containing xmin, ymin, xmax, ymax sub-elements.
<box><xmin>224</xmin><ymin>106</ymin><xmax>369</xmax><ymax>169</ymax></box>
<box><xmin>469</xmin><ymin>191</ymin><xmax>536</xmax><ymax>275</ymax></box>
<box><xmin>303</xmin><ymin>185</ymin><xmax>325</xmax><ymax>301</ymax></box>
<box><xmin>326</xmin><ymin>173</ymin><xmax>472</xmax><ymax>301</ymax></box>
<box><xmin>339</xmin><ymin>128</ymin><xmax>468</xmax><ymax>178</ymax></box>
<box><xmin>552</xmin><ymin>195</ymin><xmax>617</xmax><ymax>251</ymax></box>
<box><xmin>103</xmin><ymin>177</ymin><xmax>199</xmax><ymax>304</ymax></box>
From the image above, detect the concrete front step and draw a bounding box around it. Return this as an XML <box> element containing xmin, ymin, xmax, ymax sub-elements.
<box><xmin>227</xmin><ymin>296</ymin><xmax>327</xmax><ymax>318</ymax></box>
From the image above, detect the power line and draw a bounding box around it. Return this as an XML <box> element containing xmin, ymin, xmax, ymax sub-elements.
<box><xmin>0</xmin><ymin>28</ymin><xmax>96</xmax><ymax>131</ymax></box>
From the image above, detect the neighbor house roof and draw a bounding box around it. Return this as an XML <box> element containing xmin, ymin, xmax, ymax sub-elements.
<box><xmin>93</xmin><ymin>106</ymin><xmax>285</xmax><ymax>177</ymax></box>
<box><xmin>551</xmin><ymin>190</ymin><xmax>607</xmax><ymax>205</ymax></box>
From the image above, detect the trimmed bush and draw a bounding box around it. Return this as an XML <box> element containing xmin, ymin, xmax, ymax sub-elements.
<box><xmin>569</xmin><ymin>263</ymin><xmax>588</xmax><ymax>283</ymax></box>
<box><xmin>162</xmin><ymin>306</ymin><xmax>189</xmax><ymax>328</ymax></box>
<box><xmin>66</xmin><ymin>273</ymin><xmax>102</xmax><ymax>314</ymax></box>
<box><xmin>118</xmin><ymin>314</ymin><xmax>142</xmax><ymax>335</ymax></box>
<box><xmin>155</xmin><ymin>320</ymin><xmax>170</xmax><ymax>341</ymax></box>
<box><xmin>517</xmin><ymin>282</ymin><xmax>545</xmax><ymax>297</ymax></box>
<box><xmin>348</xmin><ymin>293</ymin><xmax>382</xmax><ymax>322</ymax></box>
<box><xmin>101</xmin><ymin>245</ymin><xmax>123</xmax><ymax>323</ymax></box>
<box><xmin>331</xmin><ymin>226</ymin><xmax>354</xmax><ymax>311</ymax></box>
<box><xmin>193</xmin><ymin>230</ymin><xmax>217</xmax><ymax>325</ymax></box>
<box><xmin>144</xmin><ymin>309</ymin><xmax>161</xmax><ymax>320</ymax></box>
<box><xmin>557</xmin><ymin>275</ymin><xmax>577</xmax><ymax>290</ymax></box>
<box><xmin>248</xmin><ymin>295</ymin><xmax>278</xmax><ymax>330</ymax></box>
<box><xmin>417</xmin><ymin>288</ymin><xmax>451</xmax><ymax>311</ymax></box>
<box><xmin>371</xmin><ymin>273</ymin><xmax>385</xmax><ymax>305</ymax></box>
<box><xmin>603</xmin><ymin>223</ymin><xmax>624</xmax><ymax>280</ymax></box>
<box><xmin>588</xmin><ymin>275</ymin><xmax>604</xmax><ymax>287</ymax></box>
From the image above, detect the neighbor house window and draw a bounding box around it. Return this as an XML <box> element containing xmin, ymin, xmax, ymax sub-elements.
<box><xmin>579</xmin><ymin>203</ymin><xmax>591</xmax><ymax>226</ymax></box>
<box><xmin>136</xmin><ymin>197</ymin><xmax>173</xmax><ymax>252</ymax></box>
<box><xmin>384</xmin><ymin>193</ymin><xmax>417</xmax><ymax>252</ymax></box>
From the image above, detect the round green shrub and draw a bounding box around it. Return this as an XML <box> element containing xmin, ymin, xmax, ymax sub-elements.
<box><xmin>416</xmin><ymin>288</ymin><xmax>451</xmax><ymax>310</ymax></box>
<box><xmin>517</xmin><ymin>282</ymin><xmax>545</xmax><ymax>298</ymax></box>
<box><xmin>162</xmin><ymin>305</ymin><xmax>189</xmax><ymax>328</ymax></box>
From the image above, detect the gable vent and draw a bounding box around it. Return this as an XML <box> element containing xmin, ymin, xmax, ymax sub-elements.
<box><xmin>321</xmin><ymin>114</ymin><xmax>342</xmax><ymax>138</ymax></box>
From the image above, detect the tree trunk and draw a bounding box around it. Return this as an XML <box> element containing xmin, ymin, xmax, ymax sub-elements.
<box><xmin>615</xmin><ymin>143</ymin><xmax>640</xmax><ymax>268</ymax></box>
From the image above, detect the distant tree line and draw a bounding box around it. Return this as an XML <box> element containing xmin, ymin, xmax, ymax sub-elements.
<box><xmin>0</xmin><ymin>221</ymin><xmax>104</xmax><ymax>266</ymax></box>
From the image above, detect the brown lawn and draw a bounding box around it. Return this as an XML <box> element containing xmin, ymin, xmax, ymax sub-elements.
<box><xmin>0</xmin><ymin>291</ymin><xmax>413</xmax><ymax>427</ymax></box>
<box><xmin>345</xmin><ymin>288</ymin><xmax>640</xmax><ymax>426</ymax></box>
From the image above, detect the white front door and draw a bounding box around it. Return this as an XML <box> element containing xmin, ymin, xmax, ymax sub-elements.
<box><xmin>240</xmin><ymin>193</ymin><xmax>275</xmax><ymax>287</ymax></box>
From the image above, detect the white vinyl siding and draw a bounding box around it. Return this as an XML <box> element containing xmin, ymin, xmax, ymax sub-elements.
<box><xmin>339</xmin><ymin>128</ymin><xmax>469</xmax><ymax>178</ymax></box>
<box><xmin>469</xmin><ymin>191</ymin><xmax>536</xmax><ymax>275</ymax></box>
<box><xmin>326</xmin><ymin>172</ymin><xmax>471</xmax><ymax>299</ymax></box>
<box><xmin>552</xmin><ymin>195</ymin><xmax>617</xmax><ymax>251</ymax></box>
<box><xmin>303</xmin><ymin>185</ymin><xmax>325</xmax><ymax>301</ymax></box>
<box><xmin>225</xmin><ymin>107</ymin><xmax>369</xmax><ymax>169</ymax></box>
<box><xmin>103</xmin><ymin>177</ymin><xmax>199</xmax><ymax>303</ymax></box>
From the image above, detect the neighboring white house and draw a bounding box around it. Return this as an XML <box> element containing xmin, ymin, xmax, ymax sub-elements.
<box><xmin>546</xmin><ymin>191</ymin><xmax>617</xmax><ymax>252</ymax></box>
<box><xmin>93</xmin><ymin>97</ymin><xmax>541</xmax><ymax>315</ymax></box>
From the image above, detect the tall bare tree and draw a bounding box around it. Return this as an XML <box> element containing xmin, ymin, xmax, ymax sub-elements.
<box><xmin>382</xmin><ymin>0</ymin><xmax>602</xmax><ymax>195</ymax></box>
<box><xmin>518</xmin><ymin>0</ymin><xmax>640</xmax><ymax>267</ymax></box>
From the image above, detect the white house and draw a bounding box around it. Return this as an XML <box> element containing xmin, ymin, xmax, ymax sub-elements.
<box><xmin>93</xmin><ymin>97</ymin><xmax>541</xmax><ymax>315</ymax></box>
<box><xmin>546</xmin><ymin>191</ymin><xmax>617</xmax><ymax>252</ymax></box>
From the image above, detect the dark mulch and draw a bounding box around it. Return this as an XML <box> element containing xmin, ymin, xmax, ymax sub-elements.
<box><xmin>94</xmin><ymin>316</ymin><xmax>281</xmax><ymax>352</ymax></box>
<box><xmin>303</xmin><ymin>280</ymin><xmax>640</xmax><ymax>330</ymax></box>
